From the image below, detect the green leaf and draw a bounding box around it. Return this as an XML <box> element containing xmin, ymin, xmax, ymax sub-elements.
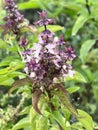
<box><xmin>63</xmin><ymin>2</ymin><xmax>82</xmax><ymax>12</ymax></box>
<box><xmin>70</xmin><ymin>122</ymin><xmax>85</xmax><ymax>130</ymax></box>
<box><xmin>0</xmin><ymin>78</ymin><xmax>14</xmax><ymax>86</ymax></box>
<box><xmin>24</xmin><ymin>126</ymin><xmax>33</xmax><ymax>130</ymax></box>
<box><xmin>51</xmin><ymin>110</ymin><xmax>67</xmax><ymax>130</ymax></box>
<box><xmin>87</xmin><ymin>48</ymin><xmax>98</xmax><ymax>63</ymax></box>
<box><xmin>0</xmin><ymin>56</ymin><xmax>19</xmax><ymax>67</ymax></box>
<box><xmin>0</xmin><ymin>71</ymin><xmax>25</xmax><ymax>86</ymax></box>
<box><xmin>93</xmin><ymin>71</ymin><xmax>98</xmax><ymax>82</ymax></box>
<box><xmin>80</xmin><ymin>39</ymin><xmax>96</xmax><ymax>63</ymax></box>
<box><xmin>29</xmin><ymin>107</ymin><xmax>38</xmax><ymax>130</ymax></box>
<box><xmin>36</xmin><ymin>116</ymin><xmax>49</xmax><ymax>130</ymax></box>
<box><xmin>67</xmin><ymin>86</ymin><xmax>80</xmax><ymax>94</ymax></box>
<box><xmin>18</xmin><ymin>1</ymin><xmax>39</xmax><ymax>10</ymax></box>
<box><xmin>92</xmin><ymin>83</ymin><xmax>98</xmax><ymax>103</ymax></box>
<box><xmin>38</xmin><ymin>25</ymin><xmax>64</xmax><ymax>33</ymax></box>
<box><xmin>78</xmin><ymin>109</ymin><xmax>94</xmax><ymax>130</ymax></box>
<box><xmin>72</xmin><ymin>14</ymin><xmax>89</xmax><ymax>36</ymax></box>
<box><xmin>0</xmin><ymin>61</ymin><xmax>24</xmax><ymax>75</ymax></box>
<box><xmin>19</xmin><ymin>106</ymin><xmax>31</xmax><ymax>115</ymax></box>
<box><xmin>9</xmin><ymin>61</ymin><xmax>24</xmax><ymax>72</ymax></box>
<box><xmin>50</xmin><ymin>127</ymin><xmax>59</xmax><ymax>130</ymax></box>
<box><xmin>12</xmin><ymin>117</ymin><xmax>30</xmax><ymax>130</ymax></box>
<box><xmin>61</xmin><ymin>105</ymin><xmax>71</xmax><ymax>121</ymax></box>
<box><xmin>75</xmin><ymin>0</ymin><xmax>91</xmax><ymax>4</ymax></box>
<box><xmin>55</xmin><ymin>84</ymin><xmax>79</xmax><ymax>117</ymax></box>
<box><xmin>20</xmin><ymin>25</ymin><xmax>37</xmax><ymax>33</ymax></box>
<box><xmin>66</xmin><ymin>71</ymin><xmax>87</xmax><ymax>83</ymax></box>
<box><xmin>0</xmin><ymin>39</ymin><xmax>7</xmax><ymax>48</ymax></box>
<box><xmin>81</xmin><ymin>68</ymin><xmax>94</xmax><ymax>82</ymax></box>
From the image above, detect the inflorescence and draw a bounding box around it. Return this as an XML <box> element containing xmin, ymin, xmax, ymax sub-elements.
<box><xmin>20</xmin><ymin>11</ymin><xmax>76</xmax><ymax>87</ymax></box>
<box><xmin>3</xmin><ymin>0</ymin><xmax>24</xmax><ymax>35</ymax></box>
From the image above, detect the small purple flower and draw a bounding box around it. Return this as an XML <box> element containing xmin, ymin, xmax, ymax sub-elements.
<box><xmin>39</xmin><ymin>30</ymin><xmax>54</xmax><ymax>44</ymax></box>
<box><xmin>35</xmin><ymin>11</ymin><xmax>55</xmax><ymax>27</ymax></box>
<box><xmin>19</xmin><ymin>37</ymin><xmax>28</xmax><ymax>47</ymax></box>
<box><xmin>35</xmin><ymin>19</ymin><xmax>55</xmax><ymax>27</ymax></box>
<box><xmin>46</xmin><ymin>44</ymin><xmax>56</xmax><ymax>54</ymax></box>
<box><xmin>58</xmin><ymin>35</ymin><xmax>66</xmax><ymax>45</ymax></box>
<box><xmin>65</xmin><ymin>47</ymin><xmax>76</xmax><ymax>60</ymax></box>
<box><xmin>27</xmin><ymin>59</ymin><xmax>37</xmax><ymax>70</ymax></box>
<box><xmin>38</xmin><ymin>11</ymin><xmax>47</xmax><ymax>19</ymax></box>
<box><xmin>22</xmin><ymin>49</ymin><xmax>33</xmax><ymax>56</ymax></box>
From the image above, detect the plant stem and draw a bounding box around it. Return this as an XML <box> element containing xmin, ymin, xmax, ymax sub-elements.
<box><xmin>85</xmin><ymin>0</ymin><xmax>91</xmax><ymax>15</ymax></box>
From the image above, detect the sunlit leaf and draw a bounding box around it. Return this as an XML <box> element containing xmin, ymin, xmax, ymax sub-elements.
<box><xmin>12</xmin><ymin>117</ymin><xmax>30</xmax><ymax>130</ymax></box>
<box><xmin>72</xmin><ymin>14</ymin><xmax>89</xmax><ymax>36</ymax></box>
<box><xmin>20</xmin><ymin>25</ymin><xmax>37</xmax><ymax>33</ymax></box>
<box><xmin>50</xmin><ymin>127</ymin><xmax>59</xmax><ymax>130</ymax></box>
<box><xmin>24</xmin><ymin>126</ymin><xmax>33</xmax><ymax>130</ymax></box>
<box><xmin>0</xmin><ymin>61</ymin><xmax>24</xmax><ymax>75</ymax></box>
<box><xmin>66</xmin><ymin>71</ymin><xmax>87</xmax><ymax>83</ymax></box>
<box><xmin>29</xmin><ymin>107</ymin><xmax>38</xmax><ymax>130</ymax></box>
<box><xmin>70</xmin><ymin>122</ymin><xmax>85</xmax><ymax>130</ymax></box>
<box><xmin>51</xmin><ymin>110</ymin><xmax>67</xmax><ymax>130</ymax></box>
<box><xmin>80</xmin><ymin>39</ymin><xmax>96</xmax><ymax>63</ymax></box>
<box><xmin>19</xmin><ymin>106</ymin><xmax>31</xmax><ymax>116</ymax></box>
<box><xmin>78</xmin><ymin>109</ymin><xmax>94</xmax><ymax>130</ymax></box>
<box><xmin>67</xmin><ymin>86</ymin><xmax>80</xmax><ymax>94</ymax></box>
<box><xmin>36</xmin><ymin>116</ymin><xmax>49</xmax><ymax>130</ymax></box>
<box><xmin>38</xmin><ymin>25</ymin><xmax>64</xmax><ymax>33</ymax></box>
<box><xmin>0</xmin><ymin>39</ymin><xmax>7</xmax><ymax>48</ymax></box>
<box><xmin>0</xmin><ymin>78</ymin><xmax>14</xmax><ymax>86</ymax></box>
<box><xmin>18</xmin><ymin>1</ymin><xmax>39</xmax><ymax>10</ymax></box>
<box><xmin>0</xmin><ymin>72</ymin><xmax>25</xmax><ymax>85</ymax></box>
<box><xmin>0</xmin><ymin>56</ymin><xmax>19</xmax><ymax>67</ymax></box>
<box><xmin>63</xmin><ymin>2</ymin><xmax>82</xmax><ymax>11</ymax></box>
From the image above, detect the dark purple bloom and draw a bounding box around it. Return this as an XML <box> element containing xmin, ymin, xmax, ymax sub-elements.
<box><xmin>22</xmin><ymin>49</ymin><xmax>33</xmax><ymax>56</ymax></box>
<box><xmin>2</xmin><ymin>0</ymin><xmax>24</xmax><ymax>35</ymax></box>
<box><xmin>65</xmin><ymin>47</ymin><xmax>76</xmax><ymax>60</ymax></box>
<box><xmin>58</xmin><ymin>35</ymin><xmax>66</xmax><ymax>45</ymax></box>
<box><xmin>39</xmin><ymin>30</ymin><xmax>54</xmax><ymax>44</ymax></box>
<box><xmin>20</xmin><ymin>37</ymin><xmax>28</xmax><ymax>47</ymax></box>
<box><xmin>27</xmin><ymin>59</ymin><xmax>37</xmax><ymax>70</ymax></box>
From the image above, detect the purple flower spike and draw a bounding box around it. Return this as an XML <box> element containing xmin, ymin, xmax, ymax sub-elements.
<box><xmin>22</xmin><ymin>11</ymin><xmax>76</xmax><ymax>87</ymax></box>
<box><xmin>2</xmin><ymin>0</ymin><xmax>24</xmax><ymax>35</ymax></box>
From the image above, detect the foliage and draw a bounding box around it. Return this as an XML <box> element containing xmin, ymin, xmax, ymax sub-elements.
<box><xmin>0</xmin><ymin>0</ymin><xmax>98</xmax><ymax>130</ymax></box>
